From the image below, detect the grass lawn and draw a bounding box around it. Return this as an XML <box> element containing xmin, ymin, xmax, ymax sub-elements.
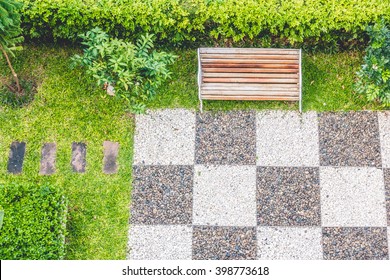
<box><xmin>0</xmin><ymin>43</ymin><xmax>380</xmax><ymax>259</ymax></box>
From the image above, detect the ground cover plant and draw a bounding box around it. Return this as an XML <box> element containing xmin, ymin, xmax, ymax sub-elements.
<box><xmin>0</xmin><ymin>183</ymin><xmax>67</xmax><ymax>259</ymax></box>
<box><xmin>0</xmin><ymin>44</ymin><xmax>134</xmax><ymax>259</ymax></box>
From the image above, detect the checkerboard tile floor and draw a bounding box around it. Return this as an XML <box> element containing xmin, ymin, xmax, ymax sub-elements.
<box><xmin>128</xmin><ymin>109</ymin><xmax>390</xmax><ymax>260</ymax></box>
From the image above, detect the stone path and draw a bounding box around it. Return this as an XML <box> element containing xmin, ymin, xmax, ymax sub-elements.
<box><xmin>7</xmin><ymin>141</ymin><xmax>119</xmax><ymax>174</ymax></box>
<box><xmin>128</xmin><ymin>109</ymin><xmax>390</xmax><ymax>260</ymax></box>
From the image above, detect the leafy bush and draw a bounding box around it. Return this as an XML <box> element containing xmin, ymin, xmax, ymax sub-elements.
<box><xmin>0</xmin><ymin>183</ymin><xmax>67</xmax><ymax>260</ymax></box>
<box><xmin>19</xmin><ymin>0</ymin><xmax>390</xmax><ymax>49</ymax></box>
<box><xmin>71</xmin><ymin>28</ymin><xmax>176</xmax><ymax>113</ymax></box>
<box><xmin>355</xmin><ymin>20</ymin><xmax>390</xmax><ymax>105</ymax></box>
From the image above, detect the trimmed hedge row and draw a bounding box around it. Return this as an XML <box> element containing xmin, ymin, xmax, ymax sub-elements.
<box><xmin>0</xmin><ymin>183</ymin><xmax>67</xmax><ymax>260</ymax></box>
<box><xmin>20</xmin><ymin>0</ymin><xmax>390</xmax><ymax>48</ymax></box>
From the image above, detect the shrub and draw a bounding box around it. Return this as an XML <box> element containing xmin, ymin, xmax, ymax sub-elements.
<box><xmin>71</xmin><ymin>28</ymin><xmax>176</xmax><ymax>113</ymax></box>
<box><xmin>0</xmin><ymin>183</ymin><xmax>67</xmax><ymax>260</ymax></box>
<box><xmin>355</xmin><ymin>20</ymin><xmax>390</xmax><ymax>105</ymax></box>
<box><xmin>19</xmin><ymin>0</ymin><xmax>390</xmax><ymax>50</ymax></box>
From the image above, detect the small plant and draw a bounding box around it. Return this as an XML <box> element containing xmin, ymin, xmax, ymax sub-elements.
<box><xmin>355</xmin><ymin>20</ymin><xmax>390</xmax><ymax>105</ymax></box>
<box><xmin>0</xmin><ymin>0</ymin><xmax>24</xmax><ymax>95</ymax></box>
<box><xmin>72</xmin><ymin>28</ymin><xmax>176</xmax><ymax>113</ymax></box>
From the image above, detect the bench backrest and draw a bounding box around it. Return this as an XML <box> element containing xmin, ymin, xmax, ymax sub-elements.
<box><xmin>197</xmin><ymin>48</ymin><xmax>302</xmax><ymax>112</ymax></box>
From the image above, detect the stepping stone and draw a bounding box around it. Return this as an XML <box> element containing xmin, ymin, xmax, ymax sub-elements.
<box><xmin>39</xmin><ymin>143</ymin><xmax>56</xmax><ymax>175</ymax></box>
<box><xmin>103</xmin><ymin>141</ymin><xmax>119</xmax><ymax>174</ymax></box>
<box><xmin>71</xmin><ymin>142</ymin><xmax>86</xmax><ymax>173</ymax></box>
<box><xmin>7</xmin><ymin>141</ymin><xmax>26</xmax><ymax>174</ymax></box>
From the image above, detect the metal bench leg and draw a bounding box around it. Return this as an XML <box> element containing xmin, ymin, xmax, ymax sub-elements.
<box><xmin>199</xmin><ymin>99</ymin><xmax>203</xmax><ymax>113</ymax></box>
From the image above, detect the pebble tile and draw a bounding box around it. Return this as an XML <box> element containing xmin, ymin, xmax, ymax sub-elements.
<box><xmin>378</xmin><ymin>112</ymin><xmax>390</xmax><ymax>168</ymax></box>
<box><xmin>382</xmin><ymin>169</ymin><xmax>390</xmax><ymax>226</ymax></box>
<box><xmin>192</xmin><ymin>226</ymin><xmax>256</xmax><ymax>260</ymax></box>
<box><xmin>71</xmin><ymin>142</ymin><xmax>86</xmax><ymax>173</ymax></box>
<box><xmin>103</xmin><ymin>141</ymin><xmax>119</xmax><ymax>174</ymax></box>
<box><xmin>256</xmin><ymin>111</ymin><xmax>319</xmax><ymax>167</ymax></box>
<box><xmin>39</xmin><ymin>143</ymin><xmax>56</xmax><ymax>175</ymax></box>
<box><xmin>7</xmin><ymin>141</ymin><xmax>26</xmax><ymax>174</ymax></box>
<box><xmin>257</xmin><ymin>167</ymin><xmax>321</xmax><ymax>226</ymax></box>
<box><xmin>128</xmin><ymin>225</ymin><xmax>192</xmax><ymax>260</ymax></box>
<box><xmin>318</xmin><ymin>111</ymin><xmax>381</xmax><ymax>167</ymax></box>
<box><xmin>322</xmin><ymin>227</ymin><xmax>389</xmax><ymax>260</ymax></box>
<box><xmin>134</xmin><ymin>109</ymin><xmax>195</xmax><ymax>165</ymax></box>
<box><xmin>131</xmin><ymin>165</ymin><xmax>193</xmax><ymax>225</ymax></box>
<box><xmin>195</xmin><ymin>111</ymin><xmax>256</xmax><ymax>165</ymax></box>
<box><xmin>320</xmin><ymin>167</ymin><xmax>386</xmax><ymax>227</ymax></box>
<box><xmin>257</xmin><ymin>227</ymin><xmax>322</xmax><ymax>260</ymax></box>
<box><xmin>193</xmin><ymin>165</ymin><xmax>256</xmax><ymax>226</ymax></box>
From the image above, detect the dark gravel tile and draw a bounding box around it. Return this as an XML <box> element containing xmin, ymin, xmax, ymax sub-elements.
<box><xmin>131</xmin><ymin>165</ymin><xmax>193</xmax><ymax>225</ymax></box>
<box><xmin>322</xmin><ymin>227</ymin><xmax>389</xmax><ymax>260</ymax></box>
<box><xmin>383</xmin><ymin>169</ymin><xmax>390</xmax><ymax>226</ymax></box>
<box><xmin>195</xmin><ymin>111</ymin><xmax>256</xmax><ymax>165</ymax></box>
<box><xmin>40</xmin><ymin>143</ymin><xmax>56</xmax><ymax>175</ymax></box>
<box><xmin>257</xmin><ymin>167</ymin><xmax>321</xmax><ymax>226</ymax></box>
<box><xmin>7</xmin><ymin>141</ymin><xmax>26</xmax><ymax>174</ymax></box>
<box><xmin>318</xmin><ymin>111</ymin><xmax>381</xmax><ymax>167</ymax></box>
<box><xmin>71</xmin><ymin>142</ymin><xmax>86</xmax><ymax>173</ymax></box>
<box><xmin>192</xmin><ymin>226</ymin><xmax>257</xmax><ymax>260</ymax></box>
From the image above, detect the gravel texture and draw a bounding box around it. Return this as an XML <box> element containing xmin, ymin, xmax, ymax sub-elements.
<box><xmin>71</xmin><ymin>142</ymin><xmax>86</xmax><ymax>173</ymax></box>
<box><xmin>103</xmin><ymin>141</ymin><xmax>119</xmax><ymax>174</ymax></box>
<box><xmin>128</xmin><ymin>225</ymin><xmax>192</xmax><ymax>260</ymax></box>
<box><xmin>193</xmin><ymin>165</ymin><xmax>256</xmax><ymax>226</ymax></box>
<box><xmin>318</xmin><ymin>111</ymin><xmax>381</xmax><ymax>167</ymax></box>
<box><xmin>134</xmin><ymin>109</ymin><xmax>195</xmax><ymax>165</ymax></box>
<box><xmin>257</xmin><ymin>167</ymin><xmax>321</xmax><ymax>226</ymax></box>
<box><xmin>39</xmin><ymin>143</ymin><xmax>56</xmax><ymax>175</ymax></box>
<box><xmin>256</xmin><ymin>111</ymin><xmax>319</xmax><ymax>167</ymax></box>
<box><xmin>192</xmin><ymin>226</ymin><xmax>256</xmax><ymax>260</ymax></box>
<box><xmin>195</xmin><ymin>111</ymin><xmax>256</xmax><ymax>165</ymax></box>
<box><xmin>322</xmin><ymin>227</ymin><xmax>389</xmax><ymax>260</ymax></box>
<box><xmin>382</xmin><ymin>169</ymin><xmax>390</xmax><ymax>226</ymax></box>
<box><xmin>378</xmin><ymin>112</ymin><xmax>390</xmax><ymax>168</ymax></box>
<box><xmin>7</xmin><ymin>141</ymin><xmax>26</xmax><ymax>174</ymax></box>
<box><xmin>131</xmin><ymin>165</ymin><xmax>193</xmax><ymax>225</ymax></box>
<box><xmin>320</xmin><ymin>167</ymin><xmax>386</xmax><ymax>227</ymax></box>
<box><xmin>257</xmin><ymin>227</ymin><xmax>323</xmax><ymax>260</ymax></box>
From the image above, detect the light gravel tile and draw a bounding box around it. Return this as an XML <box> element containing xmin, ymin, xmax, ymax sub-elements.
<box><xmin>134</xmin><ymin>109</ymin><xmax>195</xmax><ymax>165</ymax></box>
<box><xmin>322</xmin><ymin>227</ymin><xmax>389</xmax><ymax>260</ymax></box>
<box><xmin>193</xmin><ymin>165</ymin><xmax>256</xmax><ymax>226</ymax></box>
<box><xmin>382</xmin><ymin>169</ymin><xmax>390</xmax><ymax>226</ymax></box>
<box><xmin>257</xmin><ymin>167</ymin><xmax>321</xmax><ymax>226</ymax></box>
<box><xmin>192</xmin><ymin>226</ymin><xmax>257</xmax><ymax>260</ymax></box>
<box><xmin>127</xmin><ymin>225</ymin><xmax>192</xmax><ymax>260</ymax></box>
<box><xmin>256</xmin><ymin>111</ymin><xmax>319</xmax><ymax>167</ymax></box>
<box><xmin>320</xmin><ymin>167</ymin><xmax>387</xmax><ymax>227</ymax></box>
<box><xmin>257</xmin><ymin>227</ymin><xmax>322</xmax><ymax>260</ymax></box>
<box><xmin>378</xmin><ymin>112</ymin><xmax>390</xmax><ymax>168</ymax></box>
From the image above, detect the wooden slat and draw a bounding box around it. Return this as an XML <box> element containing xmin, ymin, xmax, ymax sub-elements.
<box><xmin>202</xmin><ymin>63</ymin><xmax>298</xmax><ymax>69</ymax></box>
<box><xmin>202</xmin><ymin>68</ymin><xmax>298</xmax><ymax>73</ymax></box>
<box><xmin>202</xmin><ymin>95</ymin><xmax>300</xmax><ymax>101</ymax></box>
<box><xmin>201</xmin><ymin>59</ymin><xmax>298</xmax><ymax>64</ymax></box>
<box><xmin>203</xmin><ymin>72</ymin><xmax>299</xmax><ymax>78</ymax></box>
<box><xmin>201</xmin><ymin>54</ymin><xmax>299</xmax><ymax>60</ymax></box>
<box><xmin>203</xmin><ymin>77</ymin><xmax>298</xmax><ymax>83</ymax></box>
<box><xmin>203</xmin><ymin>83</ymin><xmax>299</xmax><ymax>89</ymax></box>
<box><xmin>202</xmin><ymin>90</ymin><xmax>298</xmax><ymax>96</ymax></box>
<box><xmin>200</xmin><ymin>48</ymin><xmax>299</xmax><ymax>55</ymax></box>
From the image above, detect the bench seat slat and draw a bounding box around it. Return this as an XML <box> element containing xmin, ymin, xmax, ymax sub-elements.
<box><xmin>200</xmin><ymin>48</ymin><xmax>299</xmax><ymax>55</ymax></box>
<box><xmin>203</xmin><ymin>63</ymin><xmax>299</xmax><ymax>69</ymax></box>
<box><xmin>201</xmin><ymin>59</ymin><xmax>298</xmax><ymax>64</ymax></box>
<box><xmin>202</xmin><ymin>95</ymin><xmax>300</xmax><ymax>101</ymax></box>
<box><xmin>202</xmin><ymin>68</ymin><xmax>298</xmax><ymax>73</ymax></box>
<box><xmin>203</xmin><ymin>72</ymin><xmax>299</xmax><ymax>78</ymax></box>
<box><xmin>203</xmin><ymin>83</ymin><xmax>298</xmax><ymax>89</ymax></box>
<box><xmin>201</xmin><ymin>54</ymin><xmax>299</xmax><ymax>60</ymax></box>
<box><xmin>202</xmin><ymin>90</ymin><xmax>298</xmax><ymax>96</ymax></box>
<box><xmin>203</xmin><ymin>77</ymin><xmax>298</xmax><ymax>83</ymax></box>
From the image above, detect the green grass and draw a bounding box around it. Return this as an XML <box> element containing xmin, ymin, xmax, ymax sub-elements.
<box><xmin>0</xmin><ymin>44</ymin><xmax>134</xmax><ymax>259</ymax></box>
<box><xmin>0</xmin><ymin>43</ymin><xmax>382</xmax><ymax>259</ymax></box>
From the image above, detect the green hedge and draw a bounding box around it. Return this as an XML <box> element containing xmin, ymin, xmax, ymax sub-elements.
<box><xmin>0</xmin><ymin>183</ymin><xmax>67</xmax><ymax>260</ymax></box>
<box><xmin>20</xmin><ymin>0</ymin><xmax>390</xmax><ymax>48</ymax></box>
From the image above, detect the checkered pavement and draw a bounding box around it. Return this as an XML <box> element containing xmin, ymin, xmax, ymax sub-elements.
<box><xmin>128</xmin><ymin>109</ymin><xmax>390</xmax><ymax>260</ymax></box>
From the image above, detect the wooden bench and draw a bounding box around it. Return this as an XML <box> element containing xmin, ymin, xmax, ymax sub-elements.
<box><xmin>197</xmin><ymin>48</ymin><xmax>302</xmax><ymax>112</ymax></box>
